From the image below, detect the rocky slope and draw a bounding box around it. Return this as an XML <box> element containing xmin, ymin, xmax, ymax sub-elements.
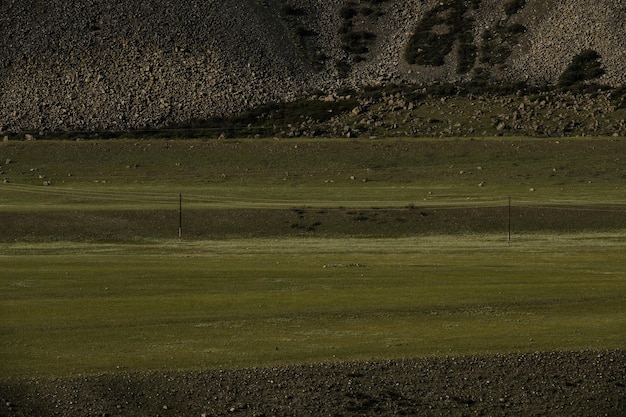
<box><xmin>1</xmin><ymin>0</ymin><xmax>625</xmax><ymax>132</ymax></box>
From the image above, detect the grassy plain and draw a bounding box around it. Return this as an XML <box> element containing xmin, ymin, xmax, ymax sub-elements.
<box><xmin>2</xmin><ymin>235</ymin><xmax>625</xmax><ymax>377</ymax></box>
<box><xmin>1</xmin><ymin>137</ymin><xmax>625</xmax><ymax>377</ymax></box>
<box><xmin>1</xmin><ymin>137</ymin><xmax>625</xmax><ymax>210</ymax></box>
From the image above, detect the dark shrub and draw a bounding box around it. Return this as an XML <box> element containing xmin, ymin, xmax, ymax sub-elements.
<box><xmin>480</xmin><ymin>23</ymin><xmax>526</xmax><ymax>65</ymax></box>
<box><xmin>405</xmin><ymin>0</ymin><xmax>477</xmax><ymax>73</ymax></box>
<box><xmin>281</xmin><ymin>3</ymin><xmax>305</xmax><ymax>16</ymax></box>
<box><xmin>504</xmin><ymin>0</ymin><xmax>527</xmax><ymax>16</ymax></box>
<box><xmin>610</xmin><ymin>85</ymin><xmax>626</xmax><ymax>108</ymax></box>
<box><xmin>558</xmin><ymin>49</ymin><xmax>605</xmax><ymax>88</ymax></box>
<box><xmin>340</xmin><ymin>5</ymin><xmax>358</xmax><ymax>20</ymax></box>
<box><xmin>458</xmin><ymin>43</ymin><xmax>478</xmax><ymax>74</ymax></box>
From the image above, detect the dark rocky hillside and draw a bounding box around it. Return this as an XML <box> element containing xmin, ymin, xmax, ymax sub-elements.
<box><xmin>1</xmin><ymin>0</ymin><xmax>625</xmax><ymax>132</ymax></box>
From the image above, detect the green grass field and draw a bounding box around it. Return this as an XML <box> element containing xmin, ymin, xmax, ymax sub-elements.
<box><xmin>1</xmin><ymin>137</ymin><xmax>625</xmax><ymax>377</ymax></box>
<box><xmin>2</xmin><ymin>137</ymin><xmax>625</xmax><ymax>210</ymax></box>
<box><xmin>2</xmin><ymin>235</ymin><xmax>625</xmax><ymax>377</ymax></box>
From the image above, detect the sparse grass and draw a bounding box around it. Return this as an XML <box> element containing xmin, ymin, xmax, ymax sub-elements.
<box><xmin>2</xmin><ymin>137</ymin><xmax>625</xmax><ymax>192</ymax></box>
<box><xmin>1</xmin><ymin>137</ymin><xmax>625</xmax><ymax>377</ymax></box>
<box><xmin>1</xmin><ymin>137</ymin><xmax>625</xmax><ymax>213</ymax></box>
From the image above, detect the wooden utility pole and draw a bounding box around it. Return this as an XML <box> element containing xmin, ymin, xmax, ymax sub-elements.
<box><xmin>178</xmin><ymin>193</ymin><xmax>183</xmax><ymax>239</ymax></box>
<box><xmin>508</xmin><ymin>196</ymin><xmax>511</xmax><ymax>246</ymax></box>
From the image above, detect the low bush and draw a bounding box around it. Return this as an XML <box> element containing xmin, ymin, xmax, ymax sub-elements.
<box><xmin>558</xmin><ymin>49</ymin><xmax>606</xmax><ymax>89</ymax></box>
<box><xmin>457</xmin><ymin>25</ymin><xmax>478</xmax><ymax>74</ymax></box>
<box><xmin>338</xmin><ymin>0</ymin><xmax>387</xmax><ymax>68</ymax></box>
<box><xmin>405</xmin><ymin>0</ymin><xmax>476</xmax><ymax>73</ymax></box>
<box><xmin>504</xmin><ymin>0</ymin><xmax>527</xmax><ymax>17</ymax></box>
<box><xmin>281</xmin><ymin>3</ymin><xmax>305</xmax><ymax>16</ymax></box>
<box><xmin>335</xmin><ymin>60</ymin><xmax>352</xmax><ymax>78</ymax></box>
<box><xmin>480</xmin><ymin>23</ymin><xmax>526</xmax><ymax>66</ymax></box>
<box><xmin>340</xmin><ymin>5</ymin><xmax>358</xmax><ymax>20</ymax></box>
<box><xmin>278</xmin><ymin>2</ymin><xmax>325</xmax><ymax>71</ymax></box>
<box><xmin>341</xmin><ymin>30</ymin><xmax>376</xmax><ymax>55</ymax></box>
<box><xmin>610</xmin><ymin>85</ymin><xmax>626</xmax><ymax>108</ymax></box>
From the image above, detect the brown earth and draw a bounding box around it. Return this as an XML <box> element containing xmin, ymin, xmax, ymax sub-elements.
<box><xmin>1</xmin><ymin>205</ymin><xmax>626</xmax><ymax>242</ymax></box>
<box><xmin>1</xmin><ymin>350</ymin><xmax>625</xmax><ymax>417</ymax></box>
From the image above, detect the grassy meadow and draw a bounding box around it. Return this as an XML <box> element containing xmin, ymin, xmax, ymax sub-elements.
<box><xmin>1</xmin><ymin>137</ymin><xmax>625</xmax><ymax>377</ymax></box>
<box><xmin>1</xmin><ymin>137</ymin><xmax>625</xmax><ymax>210</ymax></box>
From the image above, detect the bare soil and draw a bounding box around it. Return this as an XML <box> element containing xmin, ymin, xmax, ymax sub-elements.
<box><xmin>1</xmin><ymin>350</ymin><xmax>624</xmax><ymax>417</ymax></box>
<box><xmin>2</xmin><ymin>205</ymin><xmax>626</xmax><ymax>243</ymax></box>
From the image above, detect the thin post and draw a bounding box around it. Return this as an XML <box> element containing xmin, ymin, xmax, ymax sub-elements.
<box><xmin>508</xmin><ymin>196</ymin><xmax>511</xmax><ymax>246</ymax></box>
<box><xmin>178</xmin><ymin>193</ymin><xmax>182</xmax><ymax>239</ymax></box>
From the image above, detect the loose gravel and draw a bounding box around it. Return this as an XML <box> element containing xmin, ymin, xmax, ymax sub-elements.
<box><xmin>1</xmin><ymin>0</ymin><xmax>625</xmax><ymax>132</ymax></box>
<box><xmin>1</xmin><ymin>350</ymin><xmax>624</xmax><ymax>416</ymax></box>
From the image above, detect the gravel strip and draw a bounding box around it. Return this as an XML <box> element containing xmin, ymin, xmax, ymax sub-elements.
<box><xmin>1</xmin><ymin>350</ymin><xmax>624</xmax><ymax>416</ymax></box>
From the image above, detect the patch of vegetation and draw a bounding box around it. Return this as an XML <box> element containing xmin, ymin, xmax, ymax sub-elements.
<box><xmin>610</xmin><ymin>85</ymin><xmax>626</xmax><ymax>109</ymax></box>
<box><xmin>341</xmin><ymin>30</ymin><xmax>377</xmax><ymax>55</ymax></box>
<box><xmin>335</xmin><ymin>59</ymin><xmax>352</xmax><ymax>78</ymax></box>
<box><xmin>166</xmin><ymin>97</ymin><xmax>359</xmax><ymax>138</ymax></box>
<box><xmin>340</xmin><ymin>4</ymin><xmax>359</xmax><ymax>20</ymax></box>
<box><xmin>558</xmin><ymin>49</ymin><xmax>606</xmax><ymax>90</ymax></box>
<box><xmin>279</xmin><ymin>2</ymin><xmax>327</xmax><ymax>70</ymax></box>
<box><xmin>33</xmin><ymin>96</ymin><xmax>359</xmax><ymax>140</ymax></box>
<box><xmin>2</xmin><ymin>235</ymin><xmax>625</xmax><ymax>378</ymax></box>
<box><xmin>480</xmin><ymin>22</ymin><xmax>526</xmax><ymax>66</ymax></box>
<box><xmin>457</xmin><ymin>31</ymin><xmax>478</xmax><ymax>74</ymax></box>
<box><xmin>404</xmin><ymin>0</ymin><xmax>479</xmax><ymax>74</ymax></box>
<box><xmin>337</xmin><ymin>0</ymin><xmax>388</xmax><ymax>76</ymax></box>
<box><xmin>280</xmin><ymin>2</ymin><xmax>305</xmax><ymax>16</ymax></box>
<box><xmin>504</xmin><ymin>0</ymin><xmax>527</xmax><ymax>17</ymax></box>
<box><xmin>474</xmin><ymin>5</ymin><xmax>526</xmax><ymax>85</ymax></box>
<box><xmin>404</xmin><ymin>0</ymin><xmax>530</xmax><ymax>76</ymax></box>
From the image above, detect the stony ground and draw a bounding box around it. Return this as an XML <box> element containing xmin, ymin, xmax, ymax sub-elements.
<box><xmin>2</xmin><ymin>0</ymin><xmax>626</xmax><ymax>132</ymax></box>
<box><xmin>1</xmin><ymin>350</ymin><xmax>624</xmax><ymax>417</ymax></box>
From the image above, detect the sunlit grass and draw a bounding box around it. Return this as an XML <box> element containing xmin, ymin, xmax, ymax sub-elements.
<box><xmin>1</xmin><ymin>137</ymin><xmax>625</xmax><ymax>377</ymax></box>
<box><xmin>2</xmin><ymin>233</ymin><xmax>625</xmax><ymax>377</ymax></box>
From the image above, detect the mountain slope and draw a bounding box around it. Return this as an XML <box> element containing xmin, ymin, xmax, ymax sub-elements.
<box><xmin>1</xmin><ymin>0</ymin><xmax>625</xmax><ymax>132</ymax></box>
